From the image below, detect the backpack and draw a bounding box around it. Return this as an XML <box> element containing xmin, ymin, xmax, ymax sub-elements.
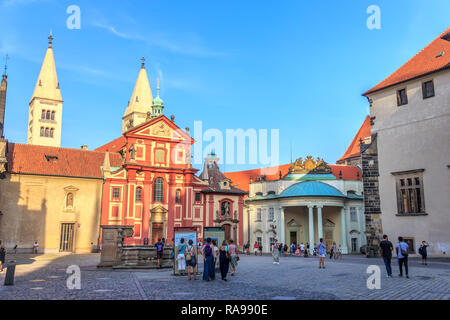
<box><xmin>204</xmin><ymin>244</ymin><xmax>212</xmax><ymax>256</ymax></box>
<box><xmin>400</xmin><ymin>244</ymin><xmax>408</xmax><ymax>257</ymax></box>
<box><xmin>418</xmin><ymin>247</ymin><xmax>423</xmax><ymax>255</ymax></box>
<box><xmin>185</xmin><ymin>246</ymin><xmax>192</xmax><ymax>261</ymax></box>
<box><xmin>156</xmin><ymin>243</ymin><xmax>163</xmax><ymax>251</ymax></box>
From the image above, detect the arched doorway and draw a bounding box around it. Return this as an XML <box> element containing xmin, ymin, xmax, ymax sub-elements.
<box><xmin>223</xmin><ymin>223</ymin><xmax>231</xmax><ymax>241</ymax></box>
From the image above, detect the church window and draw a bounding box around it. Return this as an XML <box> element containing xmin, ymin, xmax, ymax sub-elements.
<box><xmin>41</xmin><ymin>110</ymin><xmax>46</xmax><ymax>119</ymax></box>
<box><xmin>154</xmin><ymin>178</ymin><xmax>164</xmax><ymax>202</ymax></box>
<box><xmin>175</xmin><ymin>189</ymin><xmax>181</xmax><ymax>203</ymax></box>
<box><xmin>155</xmin><ymin>148</ymin><xmax>165</xmax><ymax>163</ymax></box>
<box><xmin>40</xmin><ymin>127</ymin><xmax>44</xmax><ymax>136</ymax></box>
<box><xmin>268</xmin><ymin>208</ymin><xmax>274</xmax><ymax>221</ymax></box>
<box><xmin>45</xmin><ymin>128</ymin><xmax>49</xmax><ymax>137</ymax></box>
<box><xmin>135</xmin><ymin>187</ymin><xmax>142</xmax><ymax>202</ymax></box>
<box><xmin>393</xmin><ymin>170</ymin><xmax>425</xmax><ymax>214</ymax></box>
<box><xmin>257</xmin><ymin>237</ymin><xmax>262</xmax><ymax>247</ymax></box>
<box><xmin>46</xmin><ymin>110</ymin><xmax>51</xmax><ymax>119</ymax></box>
<box><xmin>112</xmin><ymin>188</ymin><xmax>120</xmax><ymax>199</ymax></box>
<box><xmin>195</xmin><ymin>192</ymin><xmax>201</xmax><ymax>202</ymax></box>
<box><xmin>350</xmin><ymin>207</ymin><xmax>357</xmax><ymax>222</ymax></box>
<box><xmin>50</xmin><ymin>128</ymin><xmax>54</xmax><ymax>138</ymax></box>
<box><xmin>51</xmin><ymin>111</ymin><xmax>55</xmax><ymax>120</ymax></box>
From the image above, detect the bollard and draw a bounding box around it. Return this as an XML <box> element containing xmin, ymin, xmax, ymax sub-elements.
<box><xmin>4</xmin><ymin>260</ymin><xmax>16</xmax><ymax>286</ymax></box>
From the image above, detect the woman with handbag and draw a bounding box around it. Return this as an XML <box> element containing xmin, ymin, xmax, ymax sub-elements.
<box><xmin>177</xmin><ymin>238</ymin><xmax>186</xmax><ymax>276</ymax></box>
<box><xmin>185</xmin><ymin>239</ymin><xmax>198</xmax><ymax>280</ymax></box>
<box><xmin>228</xmin><ymin>239</ymin><xmax>239</xmax><ymax>276</ymax></box>
<box><xmin>219</xmin><ymin>240</ymin><xmax>230</xmax><ymax>281</ymax></box>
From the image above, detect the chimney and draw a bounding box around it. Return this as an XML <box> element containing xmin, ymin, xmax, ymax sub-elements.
<box><xmin>81</xmin><ymin>145</ymin><xmax>88</xmax><ymax>150</ymax></box>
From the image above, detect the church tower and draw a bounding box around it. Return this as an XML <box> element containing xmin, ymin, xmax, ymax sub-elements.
<box><xmin>27</xmin><ymin>35</ymin><xmax>63</xmax><ymax>147</ymax></box>
<box><xmin>122</xmin><ymin>58</ymin><xmax>153</xmax><ymax>133</ymax></box>
<box><xmin>0</xmin><ymin>57</ymin><xmax>8</xmax><ymax>174</ymax></box>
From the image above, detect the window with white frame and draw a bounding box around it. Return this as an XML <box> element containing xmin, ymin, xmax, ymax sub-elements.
<box><xmin>268</xmin><ymin>208</ymin><xmax>274</xmax><ymax>221</ymax></box>
<box><xmin>256</xmin><ymin>208</ymin><xmax>262</xmax><ymax>221</ymax></box>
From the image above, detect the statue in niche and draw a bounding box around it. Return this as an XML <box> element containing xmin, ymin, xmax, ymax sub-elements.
<box><xmin>129</xmin><ymin>144</ymin><xmax>136</xmax><ymax>161</ymax></box>
<box><xmin>221</xmin><ymin>201</ymin><xmax>230</xmax><ymax>218</ymax></box>
<box><xmin>66</xmin><ymin>192</ymin><xmax>74</xmax><ymax>208</ymax></box>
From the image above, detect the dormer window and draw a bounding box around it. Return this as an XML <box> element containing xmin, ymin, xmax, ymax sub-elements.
<box><xmin>45</xmin><ymin>155</ymin><xmax>58</xmax><ymax>162</ymax></box>
<box><xmin>267</xmin><ymin>191</ymin><xmax>276</xmax><ymax>195</ymax></box>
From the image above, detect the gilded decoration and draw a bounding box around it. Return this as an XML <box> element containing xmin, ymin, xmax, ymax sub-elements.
<box><xmin>151</xmin><ymin>122</ymin><xmax>171</xmax><ymax>138</ymax></box>
<box><xmin>288</xmin><ymin>156</ymin><xmax>332</xmax><ymax>174</ymax></box>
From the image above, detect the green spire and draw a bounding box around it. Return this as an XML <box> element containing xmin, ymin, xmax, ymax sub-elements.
<box><xmin>152</xmin><ymin>78</ymin><xmax>164</xmax><ymax>117</ymax></box>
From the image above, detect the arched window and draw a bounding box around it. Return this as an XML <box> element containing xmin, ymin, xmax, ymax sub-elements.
<box><xmin>46</xmin><ymin>111</ymin><xmax>50</xmax><ymax>119</ymax></box>
<box><xmin>45</xmin><ymin>128</ymin><xmax>49</xmax><ymax>137</ymax></box>
<box><xmin>175</xmin><ymin>189</ymin><xmax>181</xmax><ymax>203</ymax></box>
<box><xmin>41</xmin><ymin>110</ymin><xmax>46</xmax><ymax>119</ymax></box>
<box><xmin>153</xmin><ymin>178</ymin><xmax>164</xmax><ymax>202</ymax></box>
<box><xmin>51</xmin><ymin>111</ymin><xmax>55</xmax><ymax>120</ymax></box>
<box><xmin>40</xmin><ymin>127</ymin><xmax>44</xmax><ymax>136</ymax></box>
<box><xmin>136</xmin><ymin>187</ymin><xmax>142</xmax><ymax>202</ymax></box>
<box><xmin>50</xmin><ymin>128</ymin><xmax>54</xmax><ymax>138</ymax></box>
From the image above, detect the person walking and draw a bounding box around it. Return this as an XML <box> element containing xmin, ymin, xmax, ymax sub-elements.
<box><xmin>211</xmin><ymin>239</ymin><xmax>219</xmax><ymax>280</ymax></box>
<box><xmin>219</xmin><ymin>240</ymin><xmax>230</xmax><ymax>281</ymax></box>
<box><xmin>330</xmin><ymin>242</ymin><xmax>337</xmax><ymax>260</ymax></box>
<box><xmin>228</xmin><ymin>239</ymin><xmax>239</xmax><ymax>276</ymax></box>
<box><xmin>185</xmin><ymin>239</ymin><xmax>198</xmax><ymax>280</ymax></box>
<box><xmin>396</xmin><ymin>236</ymin><xmax>409</xmax><ymax>278</ymax></box>
<box><xmin>271</xmin><ymin>239</ymin><xmax>280</xmax><ymax>265</ymax></box>
<box><xmin>253</xmin><ymin>241</ymin><xmax>259</xmax><ymax>256</ymax></box>
<box><xmin>202</xmin><ymin>238</ymin><xmax>215</xmax><ymax>281</ymax></box>
<box><xmin>419</xmin><ymin>241</ymin><xmax>429</xmax><ymax>265</ymax></box>
<box><xmin>155</xmin><ymin>238</ymin><xmax>164</xmax><ymax>269</ymax></box>
<box><xmin>177</xmin><ymin>238</ymin><xmax>187</xmax><ymax>276</ymax></box>
<box><xmin>336</xmin><ymin>245</ymin><xmax>343</xmax><ymax>259</ymax></box>
<box><xmin>258</xmin><ymin>243</ymin><xmax>263</xmax><ymax>256</ymax></box>
<box><xmin>317</xmin><ymin>238</ymin><xmax>326</xmax><ymax>269</ymax></box>
<box><xmin>0</xmin><ymin>246</ymin><xmax>6</xmax><ymax>272</ymax></box>
<box><xmin>379</xmin><ymin>235</ymin><xmax>393</xmax><ymax>277</ymax></box>
<box><xmin>300</xmin><ymin>242</ymin><xmax>304</xmax><ymax>255</ymax></box>
<box><xmin>291</xmin><ymin>243</ymin><xmax>296</xmax><ymax>255</ymax></box>
<box><xmin>33</xmin><ymin>241</ymin><xmax>39</xmax><ymax>254</ymax></box>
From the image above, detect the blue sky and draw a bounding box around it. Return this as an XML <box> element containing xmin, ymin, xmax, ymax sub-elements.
<box><xmin>0</xmin><ymin>0</ymin><xmax>449</xmax><ymax>172</ymax></box>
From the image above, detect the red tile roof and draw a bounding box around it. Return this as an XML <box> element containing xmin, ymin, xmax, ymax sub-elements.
<box><xmin>7</xmin><ymin>143</ymin><xmax>122</xmax><ymax>179</ymax></box>
<box><xmin>364</xmin><ymin>27</ymin><xmax>450</xmax><ymax>96</ymax></box>
<box><xmin>337</xmin><ymin>116</ymin><xmax>371</xmax><ymax>163</ymax></box>
<box><xmin>224</xmin><ymin>163</ymin><xmax>361</xmax><ymax>194</ymax></box>
<box><xmin>95</xmin><ymin>136</ymin><xmax>127</xmax><ymax>153</ymax></box>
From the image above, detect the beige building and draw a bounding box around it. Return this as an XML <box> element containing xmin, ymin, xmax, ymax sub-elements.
<box><xmin>27</xmin><ymin>35</ymin><xmax>63</xmax><ymax>147</ymax></box>
<box><xmin>363</xmin><ymin>28</ymin><xmax>450</xmax><ymax>256</ymax></box>
<box><xmin>0</xmin><ymin>143</ymin><xmax>121</xmax><ymax>253</ymax></box>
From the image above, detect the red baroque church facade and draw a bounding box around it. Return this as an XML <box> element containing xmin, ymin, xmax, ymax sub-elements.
<box><xmin>96</xmin><ymin>60</ymin><xmax>246</xmax><ymax>246</ymax></box>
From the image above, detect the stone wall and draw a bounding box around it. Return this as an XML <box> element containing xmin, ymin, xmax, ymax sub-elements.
<box><xmin>361</xmin><ymin>134</ymin><xmax>383</xmax><ymax>256</ymax></box>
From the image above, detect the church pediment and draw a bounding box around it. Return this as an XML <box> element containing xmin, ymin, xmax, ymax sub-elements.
<box><xmin>126</xmin><ymin>116</ymin><xmax>192</xmax><ymax>143</ymax></box>
<box><xmin>287</xmin><ymin>219</ymin><xmax>301</xmax><ymax>227</ymax></box>
<box><xmin>150</xmin><ymin>205</ymin><xmax>168</xmax><ymax>214</ymax></box>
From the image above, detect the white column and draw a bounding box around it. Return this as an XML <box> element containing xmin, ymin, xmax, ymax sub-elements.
<box><xmin>308</xmin><ymin>204</ymin><xmax>314</xmax><ymax>254</ymax></box>
<box><xmin>279</xmin><ymin>207</ymin><xmax>286</xmax><ymax>245</ymax></box>
<box><xmin>317</xmin><ymin>205</ymin><xmax>323</xmax><ymax>240</ymax></box>
<box><xmin>340</xmin><ymin>207</ymin><xmax>348</xmax><ymax>254</ymax></box>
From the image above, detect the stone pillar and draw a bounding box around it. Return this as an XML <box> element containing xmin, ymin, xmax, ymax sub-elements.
<box><xmin>340</xmin><ymin>207</ymin><xmax>348</xmax><ymax>254</ymax></box>
<box><xmin>308</xmin><ymin>204</ymin><xmax>314</xmax><ymax>254</ymax></box>
<box><xmin>279</xmin><ymin>207</ymin><xmax>286</xmax><ymax>245</ymax></box>
<box><xmin>317</xmin><ymin>205</ymin><xmax>323</xmax><ymax>240</ymax></box>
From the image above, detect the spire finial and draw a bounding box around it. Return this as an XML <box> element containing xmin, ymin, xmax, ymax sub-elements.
<box><xmin>48</xmin><ymin>30</ymin><xmax>54</xmax><ymax>48</ymax></box>
<box><xmin>156</xmin><ymin>78</ymin><xmax>160</xmax><ymax>96</ymax></box>
<box><xmin>141</xmin><ymin>57</ymin><xmax>145</xmax><ymax>68</ymax></box>
<box><xmin>3</xmin><ymin>54</ymin><xmax>9</xmax><ymax>77</ymax></box>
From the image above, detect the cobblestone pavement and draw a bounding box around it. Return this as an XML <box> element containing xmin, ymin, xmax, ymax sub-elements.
<box><xmin>0</xmin><ymin>253</ymin><xmax>449</xmax><ymax>300</ymax></box>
